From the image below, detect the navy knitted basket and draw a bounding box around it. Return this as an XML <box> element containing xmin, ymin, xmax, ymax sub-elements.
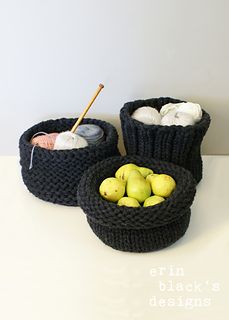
<box><xmin>78</xmin><ymin>155</ymin><xmax>196</xmax><ymax>252</ymax></box>
<box><xmin>19</xmin><ymin>118</ymin><xmax>120</xmax><ymax>206</ymax></box>
<box><xmin>120</xmin><ymin>97</ymin><xmax>211</xmax><ymax>183</ymax></box>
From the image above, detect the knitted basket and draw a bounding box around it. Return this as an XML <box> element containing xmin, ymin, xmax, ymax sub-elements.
<box><xmin>78</xmin><ymin>155</ymin><xmax>196</xmax><ymax>252</ymax></box>
<box><xmin>19</xmin><ymin>118</ymin><xmax>120</xmax><ymax>206</ymax></box>
<box><xmin>120</xmin><ymin>97</ymin><xmax>211</xmax><ymax>183</ymax></box>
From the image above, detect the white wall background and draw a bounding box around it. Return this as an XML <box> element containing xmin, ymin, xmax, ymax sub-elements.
<box><xmin>0</xmin><ymin>0</ymin><xmax>229</xmax><ymax>155</ymax></box>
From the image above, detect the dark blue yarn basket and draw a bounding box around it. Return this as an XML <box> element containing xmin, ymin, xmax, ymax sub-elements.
<box><xmin>19</xmin><ymin>118</ymin><xmax>120</xmax><ymax>206</ymax></box>
<box><xmin>120</xmin><ymin>97</ymin><xmax>211</xmax><ymax>183</ymax></box>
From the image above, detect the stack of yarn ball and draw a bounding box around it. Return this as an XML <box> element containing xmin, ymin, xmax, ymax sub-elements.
<box><xmin>31</xmin><ymin>124</ymin><xmax>104</xmax><ymax>150</ymax></box>
<box><xmin>131</xmin><ymin>102</ymin><xmax>202</xmax><ymax>127</ymax></box>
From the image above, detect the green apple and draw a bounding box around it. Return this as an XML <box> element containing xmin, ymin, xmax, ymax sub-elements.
<box><xmin>115</xmin><ymin>163</ymin><xmax>139</xmax><ymax>182</ymax></box>
<box><xmin>138</xmin><ymin>167</ymin><xmax>154</xmax><ymax>178</ymax></box>
<box><xmin>117</xmin><ymin>197</ymin><xmax>140</xmax><ymax>207</ymax></box>
<box><xmin>150</xmin><ymin>174</ymin><xmax>176</xmax><ymax>197</ymax></box>
<box><xmin>99</xmin><ymin>177</ymin><xmax>125</xmax><ymax>202</ymax></box>
<box><xmin>146</xmin><ymin>173</ymin><xmax>159</xmax><ymax>184</ymax></box>
<box><xmin>143</xmin><ymin>195</ymin><xmax>165</xmax><ymax>207</ymax></box>
<box><xmin>126</xmin><ymin>170</ymin><xmax>151</xmax><ymax>203</ymax></box>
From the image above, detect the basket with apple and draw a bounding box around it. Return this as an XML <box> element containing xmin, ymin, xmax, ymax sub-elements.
<box><xmin>78</xmin><ymin>155</ymin><xmax>196</xmax><ymax>252</ymax></box>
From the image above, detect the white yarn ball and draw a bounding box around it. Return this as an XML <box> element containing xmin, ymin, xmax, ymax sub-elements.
<box><xmin>177</xmin><ymin>102</ymin><xmax>202</xmax><ymax>122</ymax></box>
<box><xmin>53</xmin><ymin>131</ymin><xmax>88</xmax><ymax>150</ymax></box>
<box><xmin>160</xmin><ymin>102</ymin><xmax>202</xmax><ymax>122</ymax></box>
<box><xmin>131</xmin><ymin>106</ymin><xmax>161</xmax><ymax>125</ymax></box>
<box><xmin>161</xmin><ymin>109</ymin><xmax>195</xmax><ymax>127</ymax></box>
<box><xmin>161</xmin><ymin>109</ymin><xmax>177</xmax><ymax>126</ymax></box>
<box><xmin>160</xmin><ymin>103</ymin><xmax>178</xmax><ymax>116</ymax></box>
<box><xmin>174</xmin><ymin>112</ymin><xmax>195</xmax><ymax>126</ymax></box>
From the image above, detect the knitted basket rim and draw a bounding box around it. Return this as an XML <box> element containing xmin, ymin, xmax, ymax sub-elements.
<box><xmin>20</xmin><ymin>117</ymin><xmax>118</xmax><ymax>158</ymax></box>
<box><xmin>120</xmin><ymin>97</ymin><xmax>210</xmax><ymax>132</ymax></box>
<box><xmin>78</xmin><ymin>155</ymin><xmax>196</xmax><ymax>229</ymax></box>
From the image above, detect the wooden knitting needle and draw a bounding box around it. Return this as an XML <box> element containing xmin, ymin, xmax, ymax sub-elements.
<box><xmin>71</xmin><ymin>83</ymin><xmax>104</xmax><ymax>133</ymax></box>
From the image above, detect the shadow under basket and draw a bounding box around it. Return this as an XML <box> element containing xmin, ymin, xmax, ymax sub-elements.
<box><xmin>77</xmin><ymin>155</ymin><xmax>196</xmax><ymax>253</ymax></box>
<box><xmin>120</xmin><ymin>97</ymin><xmax>211</xmax><ymax>183</ymax></box>
<box><xmin>19</xmin><ymin>118</ymin><xmax>120</xmax><ymax>206</ymax></box>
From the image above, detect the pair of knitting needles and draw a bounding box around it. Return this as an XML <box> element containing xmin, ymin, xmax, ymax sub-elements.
<box><xmin>70</xmin><ymin>83</ymin><xmax>104</xmax><ymax>133</ymax></box>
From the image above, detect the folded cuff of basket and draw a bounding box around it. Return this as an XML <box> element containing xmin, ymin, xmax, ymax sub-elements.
<box><xmin>87</xmin><ymin>209</ymin><xmax>191</xmax><ymax>252</ymax></box>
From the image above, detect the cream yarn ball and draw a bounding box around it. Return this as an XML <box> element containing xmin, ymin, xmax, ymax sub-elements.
<box><xmin>177</xmin><ymin>102</ymin><xmax>202</xmax><ymax>122</ymax></box>
<box><xmin>131</xmin><ymin>106</ymin><xmax>161</xmax><ymax>125</ymax></box>
<box><xmin>174</xmin><ymin>112</ymin><xmax>196</xmax><ymax>126</ymax></box>
<box><xmin>160</xmin><ymin>103</ymin><xmax>178</xmax><ymax>117</ymax></box>
<box><xmin>161</xmin><ymin>109</ymin><xmax>195</xmax><ymax>127</ymax></box>
<box><xmin>53</xmin><ymin>131</ymin><xmax>88</xmax><ymax>150</ymax></box>
<box><xmin>161</xmin><ymin>109</ymin><xmax>177</xmax><ymax>126</ymax></box>
<box><xmin>160</xmin><ymin>102</ymin><xmax>202</xmax><ymax>126</ymax></box>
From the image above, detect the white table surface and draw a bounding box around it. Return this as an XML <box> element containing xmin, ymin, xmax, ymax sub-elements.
<box><xmin>0</xmin><ymin>156</ymin><xmax>228</xmax><ymax>320</ymax></box>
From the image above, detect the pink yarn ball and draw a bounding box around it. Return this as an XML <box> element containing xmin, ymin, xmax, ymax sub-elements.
<box><xmin>31</xmin><ymin>133</ymin><xmax>59</xmax><ymax>150</ymax></box>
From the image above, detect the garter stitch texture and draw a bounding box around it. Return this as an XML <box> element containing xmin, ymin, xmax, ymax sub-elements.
<box><xmin>120</xmin><ymin>97</ymin><xmax>211</xmax><ymax>183</ymax></box>
<box><xmin>19</xmin><ymin>118</ymin><xmax>120</xmax><ymax>206</ymax></box>
<box><xmin>78</xmin><ymin>155</ymin><xmax>196</xmax><ymax>252</ymax></box>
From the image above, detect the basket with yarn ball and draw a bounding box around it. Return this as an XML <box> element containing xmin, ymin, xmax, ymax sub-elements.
<box><xmin>120</xmin><ymin>97</ymin><xmax>211</xmax><ymax>183</ymax></box>
<box><xmin>77</xmin><ymin>155</ymin><xmax>196</xmax><ymax>252</ymax></box>
<box><xmin>19</xmin><ymin>84</ymin><xmax>120</xmax><ymax>206</ymax></box>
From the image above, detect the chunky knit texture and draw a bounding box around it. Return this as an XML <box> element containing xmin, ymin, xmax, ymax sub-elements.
<box><xmin>78</xmin><ymin>155</ymin><xmax>196</xmax><ymax>252</ymax></box>
<box><xmin>120</xmin><ymin>97</ymin><xmax>211</xmax><ymax>183</ymax></box>
<box><xmin>19</xmin><ymin>118</ymin><xmax>120</xmax><ymax>206</ymax></box>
